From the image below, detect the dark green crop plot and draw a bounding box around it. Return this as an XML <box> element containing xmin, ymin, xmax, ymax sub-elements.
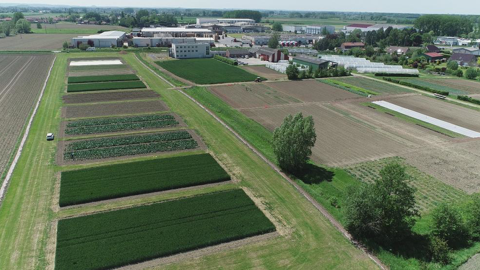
<box><xmin>55</xmin><ymin>189</ymin><xmax>275</xmax><ymax>270</ymax></box>
<box><xmin>59</xmin><ymin>153</ymin><xmax>230</xmax><ymax>206</ymax></box>
<box><xmin>68</xmin><ymin>74</ymin><xmax>139</xmax><ymax>84</ymax></box>
<box><xmin>64</xmin><ymin>131</ymin><xmax>198</xmax><ymax>161</ymax></box>
<box><xmin>66</xmin><ymin>81</ymin><xmax>146</xmax><ymax>92</ymax></box>
<box><xmin>157</xmin><ymin>58</ymin><xmax>258</xmax><ymax>84</ymax></box>
<box><xmin>65</xmin><ymin>114</ymin><xmax>179</xmax><ymax>135</ymax></box>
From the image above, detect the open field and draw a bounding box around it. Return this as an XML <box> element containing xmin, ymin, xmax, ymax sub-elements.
<box><xmin>423</xmin><ymin>78</ymin><xmax>480</xmax><ymax>96</ymax></box>
<box><xmin>31</xmin><ymin>22</ymin><xmax>129</xmax><ymax>34</ymax></box>
<box><xmin>267</xmin><ymin>80</ymin><xmax>361</xmax><ymax>102</ymax></box>
<box><xmin>55</xmin><ymin>190</ymin><xmax>275</xmax><ymax>270</ymax></box>
<box><xmin>68</xmin><ymin>74</ymin><xmax>139</xmax><ymax>84</ymax></box>
<box><xmin>62</xmin><ymin>90</ymin><xmax>160</xmax><ymax>104</ymax></box>
<box><xmin>397</xmin><ymin>77</ymin><xmax>468</xmax><ymax>96</ymax></box>
<box><xmin>242</xmin><ymin>104</ymin><xmax>406</xmax><ymax>166</ymax></box>
<box><xmin>66</xmin><ymin>80</ymin><xmax>146</xmax><ymax>92</ymax></box>
<box><xmin>59</xmin><ymin>153</ymin><xmax>230</xmax><ymax>206</ymax></box>
<box><xmin>0</xmin><ymin>54</ymin><xmax>54</xmax><ymax>181</ymax></box>
<box><xmin>0</xmin><ymin>52</ymin><xmax>378</xmax><ymax>270</ymax></box>
<box><xmin>334</xmin><ymin>77</ymin><xmax>412</xmax><ymax>95</ymax></box>
<box><xmin>63</xmin><ymin>100</ymin><xmax>168</xmax><ymax>118</ymax></box>
<box><xmin>0</xmin><ymin>34</ymin><xmax>78</xmax><ymax>51</ymax></box>
<box><xmin>241</xmin><ymin>66</ymin><xmax>287</xmax><ymax>80</ymax></box>
<box><xmin>157</xmin><ymin>58</ymin><xmax>258</xmax><ymax>84</ymax></box>
<box><xmin>209</xmin><ymin>83</ymin><xmax>300</xmax><ymax>109</ymax></box>
<box><xmin>68</xmin><ymin>64</ymin><xmax>134</xmax><ymax>77</ymax></box>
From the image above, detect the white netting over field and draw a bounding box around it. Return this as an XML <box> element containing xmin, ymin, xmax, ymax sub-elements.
<box><xmin>265</xmin><ymin>60</ymin><xmax>309</xmax><ymax>74</ymax></box>
<box><xmin>319</xmin><ymin>55</ymin><xmax>419</xmax><ymax>75</ymax></box>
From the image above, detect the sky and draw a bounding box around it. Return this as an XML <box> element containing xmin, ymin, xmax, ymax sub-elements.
<box><xmin>3</xmin><ymin>0</ymin><xmax>480</xmax><ymax>15</ymax></box>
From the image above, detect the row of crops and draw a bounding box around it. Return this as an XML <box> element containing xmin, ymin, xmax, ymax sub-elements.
<box><xmin>60</xmin><ymin>153</ymin><xmax>231</xmax><ymax>206</ymax></box>
<box><xmin>67</xmin><ymin>81</ymin><xmax>147</xmax><ymax>92</ymax></box>
<box><xmin>55</xmin><ymin>189</ymin><xmax>276</xmax><ymax>270</ymax></box>
<box><xmin>68</xmin><ymin>74</ymin><xmax>139</xmax><ymax>84</ymax></box>
<box><xmin>64</xmin><ymin>131</ymin><xmax>198</xmax><ymax>161</ymax></box>
<box><xmin>65</xmin><ymin>114</ymin><xmax>179</xmax><ymax>135</ymax></box>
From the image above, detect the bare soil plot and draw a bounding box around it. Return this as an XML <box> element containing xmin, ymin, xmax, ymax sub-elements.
<box><xmin>424</xmin><ymin>79</ymin><xmax>480</xmax><ymax>95</ymax></box>
<box><xmin>63</xmin><ymin>90</ymin><xmax>160</xmax><ymax>104</ymax></box>
<box><xmin>334</xmin><ymin>77</ymin><xmax>412</xmax><ymax>95</ymax></box>
<box><xmin>241</xmin><ymin>66</ymin><xmax>287</xmax><ymax>81</ymax></box>
<box><xmin>242</xmin><ymin>104</ymin><xmax>407</xmax><ymax>166</ymax></box>
<box><xmin>209</xmin><ymin>83</ymin><xmax>300</xmax><ymax>109</ymax></box>
<box><xmin>386</xmin><ymin>95</ymin><xmax>480</xmax><ymax>132</ymax></box>
<box><xmin>63</xmin><ymin>100</ymin><xmax>169</xmax><ymax>119</ymax></box>
<box><xmin>0</xmin><ymin>34</ymin><xmax>79</xmax><ymax>51</ymax></box>
<box><xmin>266</xmin><ymin>80</ymin><xmax>360</xmax><ymax>103</ymax></box>
<box><xmin>0</xmin><ymin>54</ymin><xmax>54</xmax><ymax>180</ymax></box>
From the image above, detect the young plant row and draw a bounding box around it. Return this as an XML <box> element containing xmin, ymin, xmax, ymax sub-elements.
<box><xmin>67</xmin><ymin>81</ymin><xmax>147</xmax><ymax>92</ymax></box>
<box><xmin>66</xmin><ymin>114</ymin><xmax>176</xmax><ymax>128</ymax></box>
<box><xmin>68</xmin><ymin>74</ymin><xmax>139</xmax><ymax>84</ymax></box>
<box><xmin>383</xmin><ymin>77</ymin><xmax>450</xmax><ymax>96</ymax></box>
<box><xmin>65</xmin><ymin>119</ymin><xmax>179</xmax><ymax>135</ymax></box>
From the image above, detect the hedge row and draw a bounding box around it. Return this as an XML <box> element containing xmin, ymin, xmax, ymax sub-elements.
<box><xmin>59</xmin><ymin>153</ymin><xmax>230</xmax><ymax>206</ymax></box>
<box><xmin>383</xmin><ymin>77</ymin><xmax>449</xmax><ymax>96</ymax></box>
<box><xmin>67</xmin><ymin>81</ymin><xmax>147</xmax><ymax>92</ymax></box>
<box><xmin>68</xmin><ymin>74</ymin><xmax>139</xmax><ymax>84</ymax></box>
<box><xmin>55</xmin><ymin>189</ymin><xmax>275</xmax><ymax>270</ymax></box>
<box><xmin>458</xmin><ymin>95</ymin><xmax>480</xmax><ymax>105</ymax></box>
<box><xmin>65</xmin><ymin>119</ymin><xmax>179</xmax><ymax>135</ymax></box>
<box><xmin>214</xmin><ymin>55</ymin><xmax>238</xmax><ymax>66</ymax></box>
<box><xmin>374</xmin><ymin>73</ymin><xmax>419</xmax><ymax>77</ymax></box>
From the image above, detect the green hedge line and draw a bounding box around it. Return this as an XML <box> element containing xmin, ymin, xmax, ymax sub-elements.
<box><xmin>65</xmin><ymin>114</ymin><xmax>178</xmax><ymax>135</ymax></box>
<box><xmin>374</xmin><ymin>73</ymin><xmax>419</xmax><ymax>77</ymax></box>
<box><xmin>67</xmin><ymin>81</ymin><xmax>147</xmax><ymax>92</ymax></box>
<box><xmin>383</xmin><ymin>77</ymin><xmax>449</xmax><ymax>96</ymax></box>
<box><xmin>458</xmin><ymin>95</ymin><xmax>480</xmax><ymax>105</ymax></box>
<box><xmin>68</xmin><ymin>74</ymin><xmax>140</xmax><ymax>84</ymax></box>
<box><xmin>214</xmin><ymin>55</ymin><xmax>238</xmax><ymax>66</ymax></box>
<box><xmin>59</xmin><ymin>153</ymin><xmax>230</xmax><ymax>206</ymax></box>
<box><xmin>55</xmin><ymin>189</ymin><xmax>275</xmax><ymax>270</ymax></box>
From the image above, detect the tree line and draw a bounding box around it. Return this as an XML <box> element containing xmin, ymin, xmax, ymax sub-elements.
<box><xmin>0</xmin><ymin>12</ymin><xmax>31</xmax><ymax>37</ymax></box>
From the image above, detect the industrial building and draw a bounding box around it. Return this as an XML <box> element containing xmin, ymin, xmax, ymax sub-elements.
<box><xmin>243</xmin><ymin>35</ymin><xmax>320</xmax><ymax>46</ymax></box>
<box><xmin>250</xmin><ymin>47</ymin><xmax>288</xmax><ymax>62</ymax></box>
<box><xmin>305</xmin><ymin>25</ymin><xmax>335</xmax><ymax>35</ymax></box>
<box><xmin>71</xmin><ymin>31</ymin><xmax>126</xmax><ymax>48</ymax></box>
<box><xmin>342</xmin><ymin>24</ymin><xmax>410</xmax><ymax>34</ymax></box>
<box><xmin>170</xmin><ymin>43</ymin><xmax>212</xmax><ymax>59</ymax></box>
<box><xmin>132</xmin><ymin>37</ymin><xmax>214</xmax><ymax>47</ymax></box>
<box><xmin>292</xmin><ymin>55</ymin><xmax>332</xmax><ymax>71</ymax></box>
<box><xmin>141</xmin><ymin>27</ymin><xmax>214</xmax><ymax>38</ymax></box>
<box><xmin>196</xmin><ymin>18</ymin><xmax>255</xmax><ymax>25</ymax></box>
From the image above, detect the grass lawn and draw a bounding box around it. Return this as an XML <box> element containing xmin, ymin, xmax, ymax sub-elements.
<box><xmin>157</xmin><ymin>58</ymin><xmax>258</xmax><ymax>84</ymax></box>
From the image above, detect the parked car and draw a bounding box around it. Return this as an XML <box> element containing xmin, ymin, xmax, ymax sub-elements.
<box><xmin>46</xmin><ymin>133</ymin><xmax>54</xmax><ymax>141</ymax></box>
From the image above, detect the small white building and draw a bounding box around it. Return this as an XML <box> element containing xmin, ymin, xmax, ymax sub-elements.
<box><xmin>171</xmin><ymin>43</ymin><xmax>212</xmax><ymax>59</ymax></box>
<box><xmin>304</xmin><ymin>25</ymin><xmax>335</xmax><ymax>35</ymax></box>
<box><xmin>71</xmin><ymin>31</ymin><xmax>126</xmax><ymax>48</ymax></box>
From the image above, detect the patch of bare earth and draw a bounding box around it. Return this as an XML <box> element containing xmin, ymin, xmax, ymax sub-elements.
<box><xmin>241</xmin><ymin>66</ymin><xmax>287</xmax><ymax>80</ymax></box>
<box><xmin>63</xmin><ymin>100</ymin><xmax>169</xmax><ymax>119</ymax></box>
<box><xmin>425</xmin><ymin>79</ymin><xmax>480</xmax><ymax>95</ymax></box>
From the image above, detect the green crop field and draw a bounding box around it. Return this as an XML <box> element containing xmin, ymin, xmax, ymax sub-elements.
<box><xmin>59</xmin><ymin>153</ymin><xmax>230</xmax><ymax>206</ymax></box>
<box><xmin>64</xmin><ymin>131</ymin><xmax>198</xmax><ymax>161</ymax></box>
<box><xmin>66</xmin><ymin>81</ymin><xmax>146</xmax><ymax>92</ymax></box>
<box><xmin>68</xmin><ymin>64</ymin><xmax>128</xmax><ymax>71</ymax></box>
<box><xmin>157</xmin><ymin>58</ymin><xmax>258</xmax><ymax>84</ymax></box>
<box><xmin>68</xmin><ymin>74</ymin><xmax>139</xmax><ymax>84</ymax></box>
<box><xmin>55</xmin><ymin>189</ymin><xmax>275</xmax><ymax>270</ymax></box>
<box><xmin>333</xmin><ymin>77</ymin><xmax>413</xmax><ymax>95</ymax></box>
<box><xmin>64</xmin><ymin>114</ymin><xmax>179</xmax><ymax>135</ymax></box>
<box><xmin>397</xmin><ymin>78</ymin><xmax>467</xmax><ymax>96</ymax></box>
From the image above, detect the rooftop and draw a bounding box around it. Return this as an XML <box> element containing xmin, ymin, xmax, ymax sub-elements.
<box><xmin>294</xmin><ymin>55</ymin><xmax>330</xmax><ymax>65</ymax></box>
<box><xmin>142</xmin><ymin>27</ymin><xmax>213</xmax><ymax>33</ymax></box>
<box><xmin>424</xmin><ymin>52</ymin><xmax>443</xmax><ymax>58</ymax></box>
<box><xmin>450</xmin><ymin>53</ymin><xmax>477</xmax><ymax>62</ymax></box>
<box><xmin>347</xmin><ymin>24</ymin><xmax>373</xmax><ymax>28</ymax></box>
<box><xmin>74</xmin><ymin>31</ymin><xmax>125</xmax><ymax>39</ymax></box>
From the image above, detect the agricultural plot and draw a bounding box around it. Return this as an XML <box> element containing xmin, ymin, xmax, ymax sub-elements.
<box><xmin>66</xmin><ymin>80</ymin><xmax>146</xmax><ymax>92</ymax></box>
<box><xmin>68</xmin><ymin>64</ymin><xmax>134</xmax><ymax>77</ymax></box>
<box><xmin>68</xmin><ymin>74</ymin><xmax>139</xmax><ymax>84</ymax></box>
<box><xmin>397</xmin><ymin>78</ymin><xmax>467</xmax><ymax>96</ymax></box>
<box><xmin>59</xmin><ymin>130</ymin><xmax>202</xmax><ymax>164</ymax></box>
<box><xmin>345</xmin><ymin>157</ymin><xmax>466</xmax><ymax>214</ymax></box>
<box><xmin>0</xmin><ymin>54</ymin><xmax>54</xmax><ymax>181</ymax></box>
<box><xmin>209</xmin><ymin>83</ymin><xmax>300</xmax><ymax>109</ymax></box>
<box><xmin>266</xmin><ymin>80</ymin><xmax>360</xmax><ymax>103</ymax></box>
<box><xmin>55</xmin><ymin>189</ymin><xmax>275</xmax><ymax>270</ymax></box>
<box><xmin>63</xmin><ymin>100</ymin><xmax>168</xmax><ymax>118</ymax></box>
<box><xmin>0</xmin><ymin>34</ymin><xmax>78</xmax><ymax>51</ymax></box>
<box><xmin>61</xmin><ymin>113</ymin><xmax>182</xmax><ymax>136</ymax></box>
<box><xmin>333</xmin><ymin>77</ymin><xmax>412</xmax><ymax>95</ymax></box>
<box><xmin>242</xmin><ymin>104</ymin><xmax>407</xmax><ymax>166</ymax></box>
<box><xmin>62</xmin><ymin>90</ymin><xmax>160</xmax><ymax>104</ymax></box>
<box><xmin>423</xmin><ymin>78</ymin><xmax>480</xmax><ymax>96</ymax></box>
<box><xmin>59</xmin><ymin>153</ymin><xmax>230</xmax><ymax>206</ymax></box>
<box><xmin>31</xmin><ymin>22</ymin><xmax>129</xmax><ymax>35</ymax></box>
<box><xmin>157</xmin><ymin>58</ymin><xmax>258</xmax><ymax>84</ymax></box>
<box><xmin>386</xmin><ymin>95</ymin><xmax>480</xmax><ymax>132</ymax></box>
<box><xmin>241</xmin><ymin>66</ymin><xmax>287</xmax><ymax>81</ymax></box>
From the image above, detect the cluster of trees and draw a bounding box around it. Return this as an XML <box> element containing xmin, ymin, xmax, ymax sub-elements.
<box><xmin>286</xmin><ymin>64</ymin><xmax>350</xmax><ymax>80</ymax></box>
<box><xmin>414</xmin><ymin>15</ymin><xmax>473</xmax><ymax>37</ymax></box>
<box><xmin>223</xmin><ymin>10</ymin><xmax>262</xmax><ymax>23</ymax></box>
<box><xmin>0</xmin><ymin>12</ymin><xmax>31</xmax><ymax>37</ymax></box>
<box><xmin>119</xmin><ymin>10</ymin><xmax>177</xmax><ymax>28</ymax></box>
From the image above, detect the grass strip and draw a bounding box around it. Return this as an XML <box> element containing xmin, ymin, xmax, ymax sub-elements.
<box><xmin>67</xmin><ymin>81</ymin><xmax>146</xmax><ymax>92</ymax></box>
<box><xmin>321</xmin><ymin>79</ymin><xmax>379</xmax><ymax>96</ymax></box>
<box><xmin>68</xmin><ymin>74</ymin><xmax>139</xmax><ymax>84</ymax></box>
<box><xmin>59</xmin><ymin>153</ymin><xmax>230</xmax><ymax>206</ymax></box>
<box><xmin>55</xmin><ymin>189</ymin><xmax>275</xmax><ymax>270</ymax></box>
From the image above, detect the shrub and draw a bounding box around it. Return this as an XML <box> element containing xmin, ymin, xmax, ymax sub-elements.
<box><xmin>465</xmin><ymin>67</ymin><xmax>478</xmax><ymax>80</ymax></box>
<box><xmin>465</xmin><ymin>195</ymin><xmax>480</xmax><ymax>239</ymax></box>
<box><xmin>456</xmin><ymin>69</ymin><xmax>464</xmax><ymax>77</ymax></box>
<box><xmin>286</xmin><ymin>64</ymin><xmax>299</xmax><ymax>80</ymax></box>
<box><xmin>431</xmin><ymin>203</ymin><xmax>468</xmax><ymax>247</ymax></box>
<box><xmin>79</xmin><ymin>44</ymin><xmax>89</xmax><ymax>51</ymax></box>
<box><xmin>447</xmin><ymin>61</ymin><xmax>459</xmax><ymax>70</ymax></box>
<box><xmin>430</xmin><ymin>236</ymin><xmax>451</xmax><ymax>265</ymax></box>
<box><xmin>458</xmin><ymin>95</ymin><xmax>480</xmax><ymax>105</ymax></box>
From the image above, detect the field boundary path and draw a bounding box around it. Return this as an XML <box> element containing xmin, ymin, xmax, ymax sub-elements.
<box><xmin>0</xmin><ymin>56</ymin><xmax>57</xmax><ymax>206</ymax></box>
<box><xmin>135</xmin><ymin>55</ymin><xmax>388</xmax><ymax>270</ymax></box>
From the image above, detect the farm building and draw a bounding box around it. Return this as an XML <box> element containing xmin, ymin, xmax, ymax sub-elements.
<box><xmin>426</xmin><ymin>45</ymin><xmax>441</xmax><ymax>53</ymax></box>
<box><xmin>243</xmin><ymin>35</ymin><xmax>320</xmax><ymax>46</ymax></box>
<box><xmin>304</xmin><ymin>25</ymin><xmax>335</xmax><ymax>35</ymax></box>
<box><xmin>226</xmin><ymin>49</ymin><xmax>250</xmax><ymax>58</ymax></box>
<box><xmin>423</xmin><ymin>52</ymin><xmax>444</xmax><ymax>62</ymax></box>
<box><xmin>141</xmin><ymin>27</ymin><xmax>214</xmax><ymax>38</ymax></box>
<box><xmin>449</xmin><ymin>53</ymin><xmax>478</xmax><ymax>67</ymax></box>
<box><xmin>250</xmin><ymin>48</ymin><xmax>288</xmax><ymax>62</ymax></box>
<box><xmin>133</xmin><ymin>37</ymin><xmax>196</xmax><ymax>47</ymax></box>
<box><xmin>452</xmin><ymin>47</ymin><xmax>480</xmax><ymax>56</ymax></box>
<box><xmin>71</xmin><ymin>31</ymin><xmax>126</xmax><ymax>48</ymax></box>
<box><xmin>170</xmin><ymin>43</ymin><xmax>212</xmax><ymax>59</ymax></box>
<box><xmin>340</xmin><ymin>42</ymin><xmax>365</xmax><ymax>51</ymax></box>
<box><xmin>283</xmin><ymin>25</ymin><xmax>305</xmax><ymax>33</ymax></box>
<box><xmin>292</xmin><ymin>55</ymin><xmax>332</xmax><ymax>71</ymax></box>
<box><xmin>386</xmin><ymin>46</ymin><xmax>410</xmax><ymax>55</ymax></box>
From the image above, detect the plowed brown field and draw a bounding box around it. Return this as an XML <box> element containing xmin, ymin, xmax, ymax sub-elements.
<box><xmin>266</xmin><ymin>80</ymin><xmax>360</xmax><ymax>102</ymax></box>
<box><xmin>241</xmin><ymin>66</ymin><xmax>287</xmax><ymax>80</ymax></box>
<box><xmin>63</xmin><ymin>90</ymin><xmax>160</xmax><ymax>104</ymax></box>
<box><xmin>63</xmin><ymin>100</ymin><xmax>169</xmax><ymax>119</ymax></box>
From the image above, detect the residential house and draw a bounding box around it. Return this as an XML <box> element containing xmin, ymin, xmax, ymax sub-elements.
<box><xmin>452</xmin><ymin>47</ymin><xmax>480</xmax><ymax>56</ymax></box>
<box><xmin>386</xmin><ymin>46</ymin><xmax>410</xmax><ymax>55</ymax></box>
<box><xmin>426</xmin><ymin>45</ymin><xmax>441</xmax><ymax>53</ymax></box>
<box><xmin>340</xmin><ymin>42</ymin><xmax>365</xmax><ymax>51</ymax></box>
<box><xmin>449</xmin><ymin>53</ymin><xmax>478</xmax><ymax>67</ymax></box>
<box><xmin>423</xmin><ymin>52</ymin><xmax>444</xmax><ymax>62</ymax></box>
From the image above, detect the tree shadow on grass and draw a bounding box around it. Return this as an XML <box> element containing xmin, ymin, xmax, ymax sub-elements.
<box><xmin>292</xmin><ymin>163</ymin><xmax>334</xmax><ymax>184</ymax></box>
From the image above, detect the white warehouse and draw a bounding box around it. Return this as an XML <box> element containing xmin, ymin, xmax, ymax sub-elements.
<box><xmin>171</xmin><ymin>43</ymin><xmax>212</xmax><ymax>59</ymax></box>
<box><xmin>71</xmin><ymin>31</ymin><xmax>126</xmax><ymax>48</ymax></box>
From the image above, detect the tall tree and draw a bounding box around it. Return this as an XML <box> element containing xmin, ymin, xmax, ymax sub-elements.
<box><xmin>272</xmin><ymin>22</ymin><xmax>283</xmax><ymax>32</ymax></box>
<box><xmin>273</xmin><ymin>113</ymin><xmax>316</xmax><ymax>173</ymax></box>
<box><xmin>12</xmin><ymin>12</ymin><xmax>24</xmax><ymax>24</ymax></box>
<box><xmin>15</xmin><ymin>19</ymin><xmax>31</xmax><ymax>34</ymax></box>
<box><xmin>268</xmin><ymin>32</ymin><xmax>280</xmax><ymax>49</ymax></box>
